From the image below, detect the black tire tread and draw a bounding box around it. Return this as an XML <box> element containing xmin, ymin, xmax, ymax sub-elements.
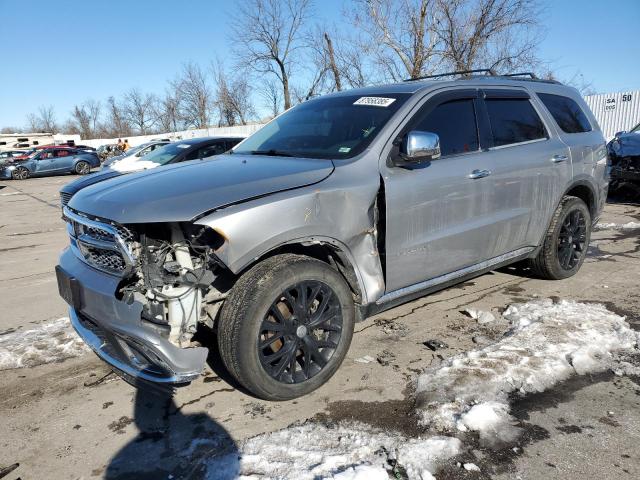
<box><xmin>529</xmin><ymin>195</ymin><xmax>590</xmax><ymax>280</ymax></box>
<box><xmin>217</xmin><ymin>253</ymin><xmax>349</xmax><ymax>400</ymax></box>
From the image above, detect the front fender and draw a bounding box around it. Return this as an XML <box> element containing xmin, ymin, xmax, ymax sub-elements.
<box><xmin>195</xmin><ymin>182</ymin><xmax>385</xmax><ymax>305</ymax></box>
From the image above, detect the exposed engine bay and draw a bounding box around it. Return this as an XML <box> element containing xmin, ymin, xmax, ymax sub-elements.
<box><xmin>117</xmin><ymin>223</ymin><xmax>228</xmax><ymax>348</ymax></box>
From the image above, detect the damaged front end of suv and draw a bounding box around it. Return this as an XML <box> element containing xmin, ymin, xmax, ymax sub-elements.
<box><xmin>59</xmin><ymin>208</ymin><xmax>233</xmax><ymax>383</ymax></box>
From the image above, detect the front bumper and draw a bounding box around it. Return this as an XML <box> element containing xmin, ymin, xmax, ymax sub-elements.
<box><xmin>0</xmin><ymin>166</ymin><xmax>14</xmax><ymax>179</ymax></box>
<box><xmin>58</xmin><ymin>248</ymin><xmax>208</xmax><ymax>384</ymax></box>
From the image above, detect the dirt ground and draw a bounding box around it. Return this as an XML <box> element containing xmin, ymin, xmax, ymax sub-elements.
<box><xmin>1</xmin><ymin>175</ymin><xmax>639</xmax><ymax>480</ymax></box>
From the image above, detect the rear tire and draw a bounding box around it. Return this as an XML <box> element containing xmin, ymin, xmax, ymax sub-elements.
<box><xmin>217</xmin><ymin>254</ymin><xmax>355</xmax><ymax>400</ymax></box>
<box><xmin>529</xmin><ymin>196</ymin><xmax>591</xmax><ymax>280</ymax></box>
<box><xmin>11</xmin><ymin>166</ymin><xmax>29</xmax><ymax>180</ymax></box>
<box><xmin>75</xmin><ymin>161</ymin><xmax>90</xmax><ymax>175</ymax></box>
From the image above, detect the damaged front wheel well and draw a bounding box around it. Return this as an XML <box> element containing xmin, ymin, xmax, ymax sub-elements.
<box><xmin>239</xmin><ymin>242</ymin><xmax>364</xmax><ymax>305</ymax></box>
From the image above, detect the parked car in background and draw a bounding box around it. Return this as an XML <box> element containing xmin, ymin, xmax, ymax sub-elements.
<box><xmin>96</xmin><ymin>144</ymin><xmax>119</xmax><ymax>162</ymax></box>
<box><xmin>59</xmin><ymin>136</ymin><xmax>243</xmax><ymax>207</ymax></box>
<box><xmin>101</xmin><ymin>140</ymin><xmax>171</xmax><ymax>169</ymax></box>
<box><xmin>607</xmin><ymin>121</ymin><xmax>640</xmax><ymax>196</ymax></box>
<box><xmin>0</xmin><ymin>150</ymin><xmax>28</xmax><ymax>165</ymax></box>
<box><xmin>56</xmin><ymin>73</ymin><xmax>607</xmax><ymax>400</ymax></box>
<box><xmin>1</xmin><ymin>147</ymin><xmax>100</xmax><ymax>180</ymax></box>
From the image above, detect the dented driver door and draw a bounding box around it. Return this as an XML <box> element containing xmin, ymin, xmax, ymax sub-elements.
<box><xmin>381</xmin><ymin>89</ymin><xmax>499</xmax><ymax>292</ymax></box>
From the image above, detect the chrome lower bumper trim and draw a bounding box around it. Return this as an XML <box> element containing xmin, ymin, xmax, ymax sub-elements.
<box><xmin>69</xmin><ymin>307</ymin><xmax>201</xmax><ymax>384</ymax></box>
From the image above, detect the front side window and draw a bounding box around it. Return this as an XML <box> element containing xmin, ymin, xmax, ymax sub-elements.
<box><xmin>234</xmin><ymin>93</ymin><xmax>410</xmax><ymax>159</ymax></box>
<box><xmin>486</xmin><ymin>98</ymin><xmax>547</xmax><ymax>147</ymax></box>
<box><xmin>201</xmin><ymin>142</ymin><xmax>226</xmax><ymax>158</ymax></box>
<box><xmin>411</xmin><ymin>99</ymin><xmax>479</xmax><ymax>157</ymax></box>
<box><xmin>537</xmin><ymin>93</ymin><xmax>592</xmax><ymax>134</ymax></box>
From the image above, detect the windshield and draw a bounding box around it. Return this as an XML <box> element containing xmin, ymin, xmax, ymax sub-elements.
<box><xmin>131</xmin><ymin>142</ymin><xmax>190</xmax><ymax>166</ymax></box>
<box><xmin>234</xmin><ymin>93</ymin><xmax>410</xmax><ymax>159</ymax></box>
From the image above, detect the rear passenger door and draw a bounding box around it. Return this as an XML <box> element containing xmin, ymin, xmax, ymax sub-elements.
<box><xmin>479</xmin><ymin>89</ymin><xmax>572</xmax><ymax>248</ymax></box>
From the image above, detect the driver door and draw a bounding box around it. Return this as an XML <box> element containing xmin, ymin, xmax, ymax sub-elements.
<box><xmin>34</xmin><ymin>149</ymin><xmax>56</xmax><ymax>173</ymax></box>
<box><xmin>382</xmin><ymin>89</ymin><xmax>497</xmax><ymax>292</ymax></box>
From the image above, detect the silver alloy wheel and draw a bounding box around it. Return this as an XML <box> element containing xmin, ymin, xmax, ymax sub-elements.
<box><xmin>12</xmin><ymin>167</ymin><xmax>29</xmax><ymax>180</ymax></box>
<box><xmin>75</xmin><ymin>161</ymin><xmax>90</xmax><ymax>175</ymax></box>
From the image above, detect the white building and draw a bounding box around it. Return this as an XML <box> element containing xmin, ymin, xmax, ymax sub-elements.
<box><xmin>0</xmin><ymin>132</ymin><xmax>82</xmax><ymax>152</ymax></box>
<box><xmin>584</xmin><ymin>90</ymin><xmax>640</xmax><ymax>140</ymax></box>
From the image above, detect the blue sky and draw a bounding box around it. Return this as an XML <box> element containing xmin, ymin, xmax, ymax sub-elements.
<box><xmin>0</xmin><ymin>0</ymin><xmax>638</xmax><ymax>128</ymax></box>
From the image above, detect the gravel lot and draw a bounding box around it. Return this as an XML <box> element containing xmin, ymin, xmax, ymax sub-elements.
<box><xmin>1</xmin><ymin>175</ymin><xmax>639</xmax><ymax>480</ymax></box>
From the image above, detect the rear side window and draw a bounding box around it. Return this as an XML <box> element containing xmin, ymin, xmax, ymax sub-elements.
<box><xmin>486</xmin><ymin>98</ymin><xmax>547</xmax><ymax>147</ymax></box>
<box><xmin>413</xmin><ymin>99</ymin><xmax>479</xmax><ymax>156</ymax></box>
<box><xmin>537</xmin><ymin>93</ymin><xmax>592</xmax><ymax>133</ymax></box>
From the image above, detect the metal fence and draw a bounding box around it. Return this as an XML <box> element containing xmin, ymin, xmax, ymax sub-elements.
<box><xmin>584</xmin><ymin>90</ymin><xmax>640</xmax><ymax>140</ymax></box>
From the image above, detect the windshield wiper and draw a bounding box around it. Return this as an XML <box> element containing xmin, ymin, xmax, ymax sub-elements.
<box><xmin>249</xmin><ymin>149</ymin><xmax>295</xmax><ymax>157</ymax></box>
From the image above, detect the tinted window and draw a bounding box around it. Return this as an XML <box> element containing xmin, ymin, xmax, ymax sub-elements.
<box><xmin>200</xmin><ymin>142</ymin><xmax>227</xmax><ymax>158</ymax></box>
<box><xmin>185</xmin><ymin>148</ymin><xmax>200</xmax><ymax>161</ymax></box>
<box><xmin>413</xmin><ymin>99</ymin><xmax>479</xmax><ymax>156</ymax></box>
<box><xmin>234</xmin><ymin>94</ymin><xmax>410</xmax><ymax>159</ymax></box>
<box><xmin>537</xmin><ymin>93</ymin><xmax>592</xmax><ymax>134</ymax></box>
<box><xmin>486</xmin><ymin>98</ymin><xmax>546</xmax><ymax>147</ymax></box>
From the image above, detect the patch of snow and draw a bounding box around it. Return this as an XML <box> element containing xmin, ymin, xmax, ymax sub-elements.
<box><xmin>463</xmin><ymin>463</ymin><xmax>481</xmax><ymax>472</ymax></box>
<box><xmin>594</xmin><ymin>221</ymin><xmax>640</xmax><ymax>231</ymax></box>
<box><xmin>354</xmin><ymin>355</ymin><xmax>375</xmax><ymax>364</ymax></box>
<box><xmin>463</xmin><ymin>308</ymin><xmax>496</xmax><ymax>324</ymax></box>
<box><xmin>0</xmin><ymin>318</ymin><xmax>89</xmax><ymax>370</ymax></box>
<box><xmin>205</xmin><ymin>422</ymin><xmax>461</xmax><ymax>480</ymax></box>
<box><xmin>416</xmin><ymin>300</ymin><xmax>639</xmax><ymax>445</ymax></box>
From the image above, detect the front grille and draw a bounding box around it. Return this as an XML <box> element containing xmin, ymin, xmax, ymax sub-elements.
<box><xmin>78</xmin><ymin>243</ymin><xmax>127</xmax><ymax>273</ymax></box>
<box><xmin>60</xmin><ymin>192</ymin><xmax>73</xmax><ymax>207</ymax></box>
<box><xmin>64</xmin><ymin>207</ymin><xmax>136</xmax><ymax>276</ymax></box>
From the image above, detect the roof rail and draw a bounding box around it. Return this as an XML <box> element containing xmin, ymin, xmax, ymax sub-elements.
<box><xmin>405</xmin><ymin>68</ymin><xmax>496</xmax><ymax>82</ymax></box>
<box><xmin>500</xmin><ymin>72</ymin><xmax>538</xmax><ymax>79</ymax></box>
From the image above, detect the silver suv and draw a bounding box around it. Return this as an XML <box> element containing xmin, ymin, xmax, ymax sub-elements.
<box><xmin>56</xmin><ymin>73</ymin><xmax>608</xmax><ymax>399</ymax></box>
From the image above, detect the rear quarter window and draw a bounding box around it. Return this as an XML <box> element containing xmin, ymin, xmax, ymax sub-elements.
<box><xmin>486</xmin><ymin>98</ymin><xmax>547</xmax><ymax>147</ymax></box>
<box><xmin>537</xmin><ymin>93</ymin><xmax>592</xmax><ymax>134</ymax></box>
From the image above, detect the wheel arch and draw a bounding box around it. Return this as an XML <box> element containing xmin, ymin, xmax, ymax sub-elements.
<box><xmin>563</xmin><ymin>177</ymin><xmax>598</xmax><ymax>219</ymax></box>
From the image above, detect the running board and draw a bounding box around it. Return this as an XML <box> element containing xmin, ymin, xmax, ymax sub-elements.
<box><xmin>375</xmin><ymin>246</ymin><xmax>534</xmax><ymax>306</ymax></box>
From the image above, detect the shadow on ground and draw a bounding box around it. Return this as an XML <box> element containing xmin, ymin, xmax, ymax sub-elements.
<box><xmin>105</xmin><ymin>380</ymin><xmax>239</xmax><ymax>480</ymax></box>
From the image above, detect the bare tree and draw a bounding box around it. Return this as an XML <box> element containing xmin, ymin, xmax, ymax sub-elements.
<box><xmin>232</xmin><ymin>0</ymin><xmax>313</xmax><ymax>110</ymax></box>
<box><xmin>353</xmin><ymin>0</ymin><xmax>438</xmax><ymax>81</ymax></box>
<box><xmin>105</xmin><ymin>96</ymin><xmax>131</xmax><ymax>138</ymax></box>
<box><xmin>155</xmin><ymin>86</ymin><xmax>183</xmax><ymax>133</ymax></box>
<box><xmin>434</xmin><ymin>0</ymin><xmax>543</xmax><ymax>73</ymax></box>
<box><xmin>69</xmin><ymin>99</ymin><xmax>101</xmax><ymax>139</ymax></box>
<box><xmin>1</xmin><ymin>126</ymin><xmax>22</xmax><ymax>134</ymax></box>
<box><xmin>123</xmin><ymin>88</ymin><xmax>157</xmax><ymax>135</ymax></box>
<box><xmin>212</xmin><ymin>62</ymin><xmax>255</xmax><ymax>126</ymax></box>
<box><xmin>324</xmin><ymin>32</ymin><xmax>342</xmax><ymax>91</ymax></box>
<box><xmin>260</xmin><ymin>79</ymin><xmax>283</xmax><ymax>118</ymax></box>
<box><xmin>26</xmin><ymin>105</ymin><xmax>58</xmax><ymax>132</ymax></box>
<box><xmin>174</xmin><ymin>62</ymin><xmax>213</xmax><ymax>129</ymax></box>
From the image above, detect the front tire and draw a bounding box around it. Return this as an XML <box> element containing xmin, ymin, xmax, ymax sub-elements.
<box><xmin>75</xmin><ymin>161</ymin><xmax>90</xmax><ymax>175</ymax></box>
<box><xmin>217</xmin><ymin>254</ymin><xmax>355</xmax><ymax>400</ymax></box>
<box><xmin>11</xmin><ymin>166</ymin><xmax>29</xmax><ymax>180</ymax></box>
<box><xmin>529</xmin><ymin>196</ymin><xmax>591</xmax><ymax>280</ymax></box>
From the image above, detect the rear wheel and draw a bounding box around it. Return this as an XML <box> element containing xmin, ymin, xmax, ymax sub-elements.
<box><xmin>529</xmin><ymin>196</ymin><xmax>591</xmax><ymax>279</ymax></box>
<box><xmin>75</xmin><ymin>161</ymin><xmax>90</xmax><ymax>175</ymax></box>
<box><xmin>217</xmin><ymin>254</ymin><xmax>355</xmax><ymax>400</ymax></box>
<box><xmin>11</xmin><ymin>166</ymin><xmax>29</xmax><ymax>180</ymax></box>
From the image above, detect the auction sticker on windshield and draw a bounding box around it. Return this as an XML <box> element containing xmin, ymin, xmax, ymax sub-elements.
<box><xmin>353</xmin><ymin>97</ymin><xmax>396</xmax><ymax>107</ymax></box>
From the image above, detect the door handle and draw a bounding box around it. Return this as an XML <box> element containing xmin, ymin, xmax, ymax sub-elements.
<box><xmin>551</xmin><ymin>154</ymin><xmax>569</xmax><ymax>163</ymax></box>
<box><xmin>468</xmin><ymin>169</ymin><xmax>492</xmax><ymax>179</ymax></box>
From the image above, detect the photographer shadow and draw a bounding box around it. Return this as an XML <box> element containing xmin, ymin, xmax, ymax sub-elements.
<box><xmin>105</xmin><ymin>379</ymin><xmax>239</xmax><ymax>480</ymax></box>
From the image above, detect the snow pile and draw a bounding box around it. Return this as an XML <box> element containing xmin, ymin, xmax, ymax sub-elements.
<box><xmin>463</xmin><ymin>308</ymin><xmax>496</xmax><ymax>324</ymax></box>
<box><xmin>0</xmin><ymin>318</ymin><xmax>89</xmax><ymax>370</ymax></box>
<box><xmin>205</xmin><ymin>422</ymin><xmax>462</xmax><ymax>480</ymax></box>
<box><xmin>416</xmin><ymin>299</ymin><xmax>639</xmax><ymax>445</ymax></box>
<box><xmin>594</xmin><ymin>221</ymin><xmax>640</xmax><ymax>231</ymax></box>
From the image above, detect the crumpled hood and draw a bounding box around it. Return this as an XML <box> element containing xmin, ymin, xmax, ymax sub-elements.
<box><xmin>609</xmin><ymin>132</ymin><xmax>640</xmax><ymax>157</ymax></box>
<box><xmin>68</xmin><ymin>154</ymin><xmax>334</xmax><ymax>223</ymax></box>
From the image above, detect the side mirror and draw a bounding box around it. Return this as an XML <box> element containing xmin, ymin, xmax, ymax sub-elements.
<box><xmin>393</xmin><ymin>130</ymin><xmax>441</xmax><ymax>167</ymax></box>
<box><xmin>614</xmin><ymin>131</ymin><xmax>626</xmax><ymax>138</ymax></box>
